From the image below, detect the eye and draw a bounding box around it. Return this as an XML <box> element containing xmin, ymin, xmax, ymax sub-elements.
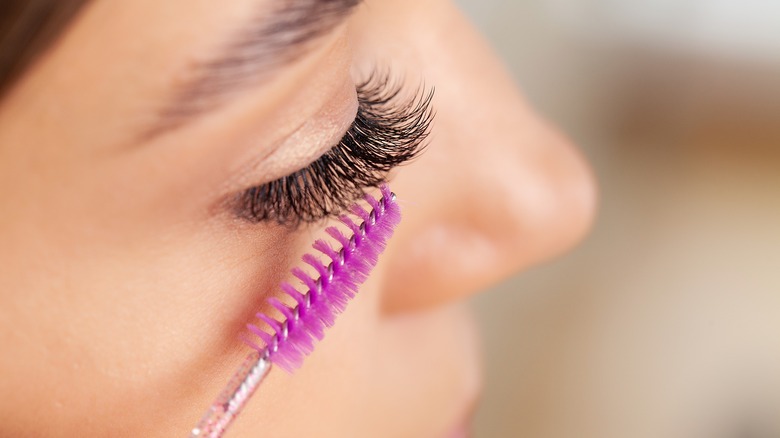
<box><xmin>235</xmin><ymin>72</ymin><xmax>433</xmax><ymax>226</ymax></box>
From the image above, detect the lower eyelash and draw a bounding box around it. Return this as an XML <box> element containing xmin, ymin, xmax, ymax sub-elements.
<box><xmin>237</xmin><ymin>71</ymin><xmax>433</xmax><ymax>226</ymax></box>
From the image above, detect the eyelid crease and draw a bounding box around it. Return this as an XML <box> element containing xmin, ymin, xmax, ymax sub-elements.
<box><xmin>235</xmin><ymin>71</ymin><xmax>434</xmax><ymax>227</ymax></box>
<box><xmin>217</xmin><ymin>78</ymin><xmax>359</xmax><ymax>199</ymax></box>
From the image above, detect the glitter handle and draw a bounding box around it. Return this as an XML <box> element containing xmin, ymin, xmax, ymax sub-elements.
<box><xmin>189</xmin><ymin>351</ymin><xmax>272</xmax><ymax>438</ymax></box>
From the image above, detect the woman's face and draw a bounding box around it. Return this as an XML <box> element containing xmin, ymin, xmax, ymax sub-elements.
<box><xmin>0</xmin><ymin>0</ymin><xmax>595</xmax><ymax>436</ymax></box>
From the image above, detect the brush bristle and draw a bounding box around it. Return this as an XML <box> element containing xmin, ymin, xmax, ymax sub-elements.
<box><xmin>244</xmin><ymin>184</ymin><xmax>400</xmax><ymax>372</ymax></box>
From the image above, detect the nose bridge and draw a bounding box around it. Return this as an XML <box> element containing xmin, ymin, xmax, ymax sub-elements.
<box><xmin>380</xmin><ymin>0</ymin><xmax>596</xmax><ymax>313</ymax></box>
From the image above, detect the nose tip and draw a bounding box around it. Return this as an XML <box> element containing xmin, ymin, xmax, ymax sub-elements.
<box><xmin>493</xmin><ymin>118</ymin><xmax>597</xmax><ymax>266</ymax></box>
<box><xmin>382</xmin><ymin>116</ymin><xmax>596</xmax><ymax>313</ymax></box>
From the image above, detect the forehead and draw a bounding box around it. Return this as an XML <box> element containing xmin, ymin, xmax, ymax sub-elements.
<box><xmin>29</xmin><ymin>0</ymin><xmax>266</xmax><ymax>139</ymax></box>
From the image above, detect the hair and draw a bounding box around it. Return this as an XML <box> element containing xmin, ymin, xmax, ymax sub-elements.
<box><xmin>0</xmin><ymin>0</ymin><xmax>88</xmax><ymax>99</ymax></box>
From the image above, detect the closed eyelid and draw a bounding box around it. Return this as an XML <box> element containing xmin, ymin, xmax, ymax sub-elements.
<box><xmin>237</xmin><ymin>73</ymin><xmax>433</xmax><ymax>226</ymax></box>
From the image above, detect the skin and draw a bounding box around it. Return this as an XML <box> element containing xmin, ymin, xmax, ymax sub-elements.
<box><xmin>0</xmin><ymin>0</ymin><xmax>595</xmax><ymax>436</ymax></box>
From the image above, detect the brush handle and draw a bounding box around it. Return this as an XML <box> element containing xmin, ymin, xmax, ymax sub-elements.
<box><xmin>189</xmin><ymin>351</ymin><xmax>272</xmax><ymax>438</ymax></box>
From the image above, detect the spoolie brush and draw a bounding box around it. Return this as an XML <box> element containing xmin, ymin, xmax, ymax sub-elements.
<box><xmin>190</xmin><ymin>185</ymin><xmax>400</xmax><ymax>438</ymax></box>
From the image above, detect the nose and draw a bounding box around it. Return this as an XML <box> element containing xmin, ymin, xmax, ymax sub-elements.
<box><xmin>379</xmin><ymin>0</ymin><xmax>597</xmax><ymax>312</ymax></box>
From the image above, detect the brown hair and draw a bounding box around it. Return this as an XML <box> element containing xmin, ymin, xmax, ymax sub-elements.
<box><xmin>0</xmin><ymin>0</ymin><xmax>88</xmax><ymax>98</ymax></box>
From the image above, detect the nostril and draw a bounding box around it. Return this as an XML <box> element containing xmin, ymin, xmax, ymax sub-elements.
<box><xmin>382</xmin><ymin>222</ymin><xmax>503</xmax><ymax>312</ymax></box>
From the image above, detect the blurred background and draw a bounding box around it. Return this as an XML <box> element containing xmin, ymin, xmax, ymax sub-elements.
<box><xmin>454</xmin><ymin>0</ymin><xmax>780</xmax><ymax>437</ymax></box>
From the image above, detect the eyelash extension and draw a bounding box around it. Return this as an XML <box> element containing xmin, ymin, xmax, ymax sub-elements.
<box><xmin>237</xmin><ymin>72</ymin><xmax>433</xmax><ymax>225</ymax></box>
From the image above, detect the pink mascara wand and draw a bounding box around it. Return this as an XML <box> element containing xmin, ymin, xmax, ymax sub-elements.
<box><xmin>190</xmin><ymin>185</ymin><xmax>400</xmax><ymax>438</ymax></box>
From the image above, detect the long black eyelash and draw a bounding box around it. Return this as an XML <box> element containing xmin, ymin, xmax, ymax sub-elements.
<box><xmin>237</xmin><ymin>72</ymin><xmax>433</xmax><ymax>226</ymax></box>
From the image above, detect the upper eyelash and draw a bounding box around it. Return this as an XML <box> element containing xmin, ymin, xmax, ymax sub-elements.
<box><xmin>236</xmin><ymin>72</ymin><xmax>433</xmax><ymax>226</ymax></box>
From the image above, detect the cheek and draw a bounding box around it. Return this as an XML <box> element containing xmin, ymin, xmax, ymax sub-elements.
<box><xmin>225</xmin><ymin>277</ymin><xmax>477</xmax><ymax>438</ymax></box>
<box><xmin>0</xmin><ymin>208</ymin><xmax>304</xmax><ymax>435</ymax></box>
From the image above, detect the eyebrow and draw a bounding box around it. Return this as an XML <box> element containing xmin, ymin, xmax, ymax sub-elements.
<box><xmin>141</xmin><ymin>0</ymin><xmax>361</xmax><ymax>141</ymax></box>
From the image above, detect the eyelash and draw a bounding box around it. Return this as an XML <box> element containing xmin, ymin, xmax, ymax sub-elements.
<box><xmin>236</xmin><ymin>72</ymin><xmax>433</xmax><ymax>226</ymax></box>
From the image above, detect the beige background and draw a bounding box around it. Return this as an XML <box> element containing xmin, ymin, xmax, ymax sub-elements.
<box><xmin>455</xmin><ymin>1</ymin><xmax>780</xmax><ymax>437</ymax></box>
